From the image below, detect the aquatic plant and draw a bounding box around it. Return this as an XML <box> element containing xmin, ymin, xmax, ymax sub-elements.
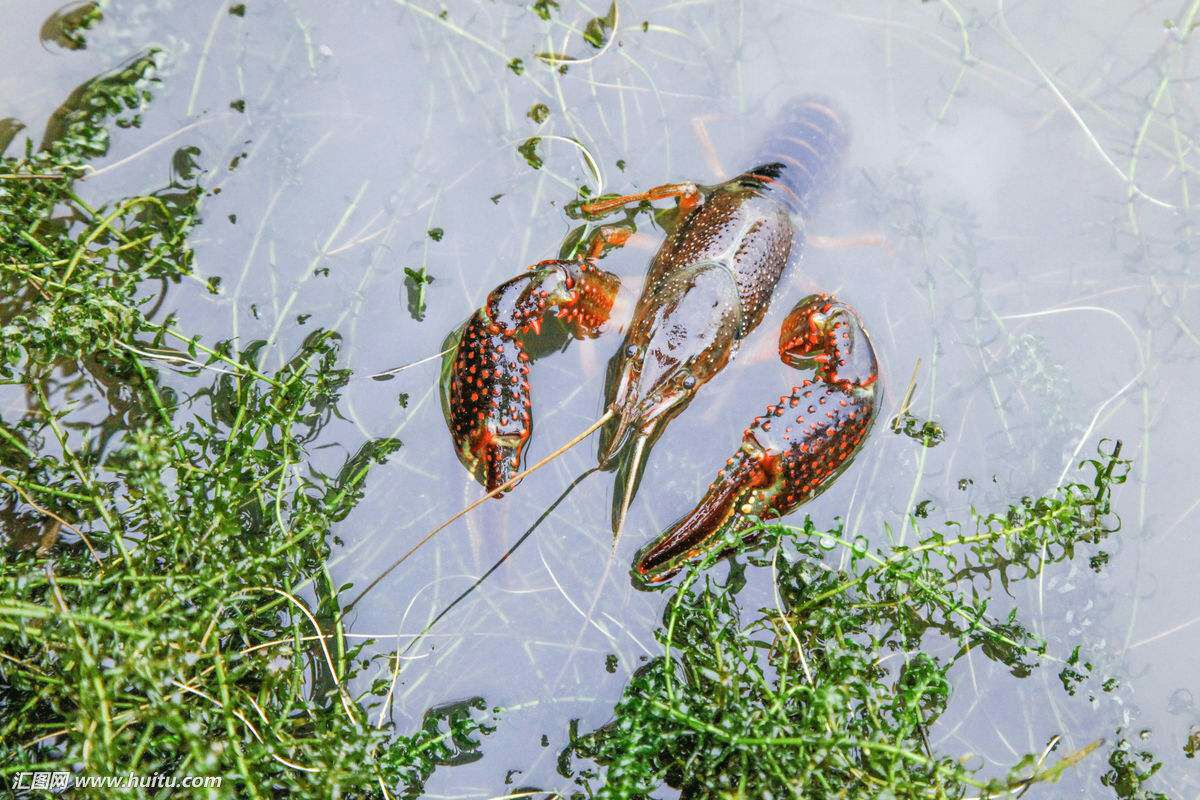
<box><xmin>567</xmin><ymin>444</ymin><xmax>1127</xmax><ymax>798</ymax></box>
<box><xmin>0</xmin><ymin>33</ymin><xmax>490</xmax><ymax>800</ymax></box>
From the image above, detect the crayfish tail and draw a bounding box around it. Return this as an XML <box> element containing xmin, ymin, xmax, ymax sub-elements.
<box><xmin>749</xmin><ymin>95</ymin><xmax>849</xmax><ymax>217</ymax></box>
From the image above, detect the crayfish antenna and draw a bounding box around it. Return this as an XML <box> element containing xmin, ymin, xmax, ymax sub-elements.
<box><xmin>367</xmin><ymin>346</ymin><xmax>455</xmax><ymax>381</ymax></box>
<box><xmin>341</xmin><ymin>407</ymin><xmax>616</xmax><ymax>615</ymax></box>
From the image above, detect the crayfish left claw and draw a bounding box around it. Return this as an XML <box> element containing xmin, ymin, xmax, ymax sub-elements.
<box><xmin>633</xmin><ymin>441</ymin><xmax>773</xmax><ymax>584</ymax></box>
<box><xmin>445</xmin><ymin>311</ymin><xmax>534</xmax><ymax>494</ymax></box>
<box><xmin>633</xmin><ymin>292</ymin><xmax>880</xmax><ymax>584</ymax></box>
<box><xmin>479</xmin><ymin>432</ymin><xmax>525</xmax><ymax>494</ymax></box>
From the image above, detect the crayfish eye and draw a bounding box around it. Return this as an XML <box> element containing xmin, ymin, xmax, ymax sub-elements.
<box><xmin>681</xmin><ymin>374</ymin><xmax>697</xmax><ymax>389</ymax></box>
<box><xmin>625</xmin><ymin>344</ymin><xmax>639</xmax><ymax>358</ymax></box>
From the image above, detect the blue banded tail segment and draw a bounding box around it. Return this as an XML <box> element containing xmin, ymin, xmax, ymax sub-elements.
<box><xmin>745</xmin><ymin>96</ymin><xmax>848</xmax><ymax>216</ymax></box>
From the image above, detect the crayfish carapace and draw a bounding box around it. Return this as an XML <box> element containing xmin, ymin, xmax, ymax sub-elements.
<box><xmin>439</xmin><ymin>96</ymin><xmax>881</xmax><ymax>584</ymax></box>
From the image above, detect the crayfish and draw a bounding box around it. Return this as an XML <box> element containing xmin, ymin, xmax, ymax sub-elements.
<box><xmin>440</xmin><ymin>96</ymin><xmax>881</xmax><ymax>584</ymax></box>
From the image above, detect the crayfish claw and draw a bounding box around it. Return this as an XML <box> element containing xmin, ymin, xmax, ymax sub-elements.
<box><xmin>445</xmin><ymin>311</ymin><xmax>533</xmax><ymax>493</ymax></box>
<box><xmin>633</xmin><ymin>442</ymin><xmax>772</xmax><ymax>584</ymax></box>
<box><xmin>480</xmin><ymin>434</ymin><xmax>525</xmax><ymax>495</ymax></box>
<box><xmin>443</xmin><ymin>260</ymin><xmax>619</xmax><ymax>493</ymax></box>
<box><xmin>634</xmin><ymin>293</ymin><xmax>880</xmax><ymax>584</ymax></box>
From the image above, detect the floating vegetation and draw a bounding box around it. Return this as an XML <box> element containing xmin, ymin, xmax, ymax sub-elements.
<box><xmin>404</xmin><ymin>265</ymin><xmax>434</xmax><ymax>321</ymax></box>
<box><xmin>518</xmin><ymin>136</ymin><xmax>544</xmax><ymax>170</ymax></box>
<box><xmin>567</xmin><ymin>443</ymin><xmax>1128</xmax><ymax>798</ymax></box>
<box><xmin>582</xmin><ymin>2</ymin><xmax>617</xmax><ymax>49</ymax></box>
<box><xmin>537</xmin><ymin>1</ymin><xmax>617</xmax><ymax>64</ymax></box>
<box><xmin>1101</xmin><ymin>735</ymin><xmax>1166</xmax><ymax>799</ymax></box>
<box><xmin>888</xmin><ymin>359</ymin><xmax>943</xmax><ymax>447</ymax></box>
<box><xmin>38</xmin><ymin>1</ymin><xmax>102</xmax><ymax>51</ymax></box>
<box><xmin>0</xmin><ymin>29</ymin><xmax>490</xmax><ymax>797</ymax></box>
<box><xmin>891</xmin><ymin>411</ymin><xmax>946</xmax><ymax>447</ymax></box>
<box><xmin>2</xmin><ymin>52</ymin><xmax>180</xmax><ymax>374</ymax></box>
<box><xmin>531</xmin><ymin>0</ymin><xmax>560</xmax><ymax>22</ymax></box>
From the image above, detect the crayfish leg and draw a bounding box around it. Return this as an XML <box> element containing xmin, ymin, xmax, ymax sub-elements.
<box><xmin>580</xmin><ymin>182</ymin><xmax>702</xmax><ymax>218</ymax></box>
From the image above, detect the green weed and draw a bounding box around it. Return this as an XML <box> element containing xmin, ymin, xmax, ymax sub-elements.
<box><xmin>567</xmin><ymin>444</ymin><xmax>1128</xmax><ymax>799</ymax></box>
<box><xmin>0</xmin><ymin>34</ymin><xmax>490</xmax><ymax>800</ymax></box>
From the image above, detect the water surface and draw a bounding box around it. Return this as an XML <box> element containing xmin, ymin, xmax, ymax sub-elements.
<box><xmin>4</xmin><ymin>0</ymin><xmax>1198</xmax><ymax>794</ymax></box>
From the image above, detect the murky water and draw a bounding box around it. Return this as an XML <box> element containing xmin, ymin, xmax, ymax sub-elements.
<box><xmin>5</xmin><ymin>0</ymin><xmax>1199</xmax><ymax>794</ymax></box>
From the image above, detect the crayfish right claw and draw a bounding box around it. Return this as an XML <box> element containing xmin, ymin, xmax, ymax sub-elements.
<box><xmin>633</xmin><ymin>292</ymin><xmax>881</xmax><ymax>584</ymax></box>
<box><xmin>442</xmin><ymin>260</ymin><xmax>620</xmax><ymax>494</ymax></box>
<box><xmin>445</xmin><ymin>311</ymin><xmax>533</xmax><ymax>494</ymax></box>
<box><xmin>632</xmin><ymin>441</ymin><xmax>771</xmax><ymax>584</ymax></box>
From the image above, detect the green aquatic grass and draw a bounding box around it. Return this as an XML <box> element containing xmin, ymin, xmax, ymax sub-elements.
<box><xmin>0</xmin><ymin>37</ymin><xmax>491</xmax><ymax>800</ymax></box>
<box><xmin>566</xmin><ymin>444</ymin><xmax>1128</xmax><ymax>799</ymax></box>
